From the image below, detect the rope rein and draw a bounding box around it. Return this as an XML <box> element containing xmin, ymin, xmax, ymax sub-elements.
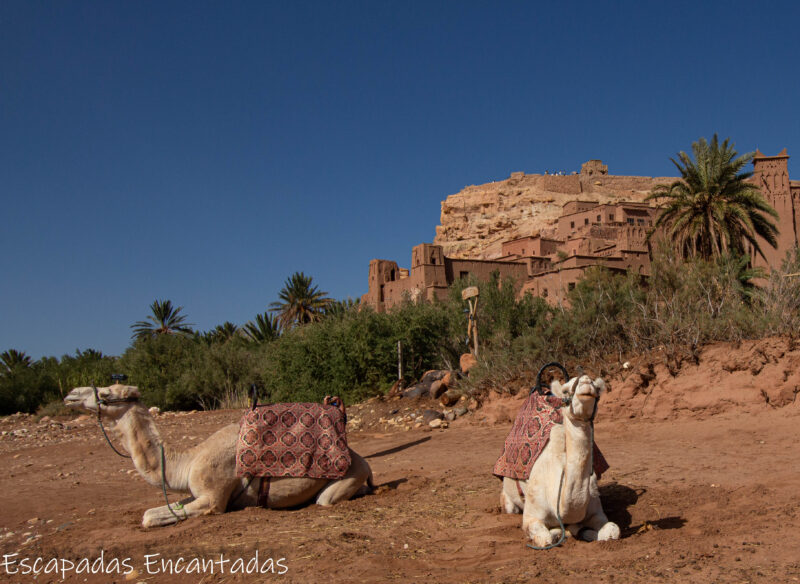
<box><xmin>526</xmin><ymin>470</ymin><xmax>566</xmax><ymax>551</ymax></box>
<box><xmin>92</xmin><ymin>384</ymin><xmax>132</xmax><ymax>459</ymax></box>
<box><xmin>161</xmin><ymin>444</ymin><xmax>187</xmax><ymax>523</ymax></box>
<box><xmin>92</xmin><ymin>383</ymin><xmax>186</xmax><ymax>524</ymax></box>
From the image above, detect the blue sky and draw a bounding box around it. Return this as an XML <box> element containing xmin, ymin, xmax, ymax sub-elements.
<box><xmin>2</xmin><ymin>1</ymin><xmax>799</xmax><ymax>359</ymax></box>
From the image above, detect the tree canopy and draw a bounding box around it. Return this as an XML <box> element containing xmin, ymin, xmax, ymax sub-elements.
<box><xmin>131</xmin><ymin>299</ymin><xmax>194</xmax><ymax>340</ymax></box>
<box><xmin>646</xmin><ymin>135</ymin><xmax>779</xmax><ymax>260</ymax></box>
<box><xmin>269</xmin><ymin>272</ymin><xmax>332</xmax><ymax>327</ymax></box>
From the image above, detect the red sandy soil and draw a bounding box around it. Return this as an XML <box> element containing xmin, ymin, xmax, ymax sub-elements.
<box><xmin>1</xmin><ymin>337</ymin><xmax>800</xmax><ymax>583</ymax></box>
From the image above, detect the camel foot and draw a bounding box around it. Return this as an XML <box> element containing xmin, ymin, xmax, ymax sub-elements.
<box><xmin>525</xmin><ymin>520</ymin><xmax>556</xmax><ymax>548</ymax></box>
<box><xmin>143</xmin><ymin>505</ymin><xmax>184</xmax><ymax>528</ymax></box>
<box><xmin>142</xmin><ymin>497</ymin><xmax>196</xmax><ymax>528</ymax></box>
<box><xmin>597</xmin><ymin>522</ymin><xmax>620</xmax><ymax>541</ymax></box>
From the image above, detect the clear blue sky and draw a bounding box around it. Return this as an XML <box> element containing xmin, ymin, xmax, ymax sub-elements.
<box><xmin>2</xmin><ymin>1</ymin><xmax>799</xmax><ymax>359</ymax></box>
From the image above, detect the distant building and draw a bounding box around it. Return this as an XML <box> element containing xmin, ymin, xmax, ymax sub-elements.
<box><xmin>363</xmin><ymin>152</ymin><xmax>799</xmax><ymax>310</ymax></box>
<box><xmin>749</xmin><ymin>149</ymin><xmax>800</xmax><ymax>270</ymax></box>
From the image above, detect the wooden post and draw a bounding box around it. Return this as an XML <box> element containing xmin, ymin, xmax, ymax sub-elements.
<box><xmin>473</xmin><ymin>297</ymin><xmax>479</xmax><ymax>357</ymax></box>
<box><xmin>397</xmin><ymin>340</ymin><xmax>403</xmax><ymax>381</ymax></box>
<box><xmin>461</xmin><ymin>286</ymin><xmax>480</xmax><ymax>357</ymax></box>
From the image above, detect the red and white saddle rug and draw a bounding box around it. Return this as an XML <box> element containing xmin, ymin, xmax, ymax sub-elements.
<box><xmin>236</xmin><ymin>402</ymin><xmax>351</xmax><ymax>480</ymax></box>
<box><xmin>493</xmin><ymin>392</ymin><xmax>609</xmax><ymax>480</ymax></box>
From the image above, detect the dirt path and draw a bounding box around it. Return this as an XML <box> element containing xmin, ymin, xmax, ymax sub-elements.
<box><xmin>2</xmin><ymin>395</ymin><xmax>800</xmax><ymax>583</ymax></box>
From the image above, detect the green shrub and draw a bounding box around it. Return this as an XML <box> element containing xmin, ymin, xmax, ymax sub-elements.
<box><xmin>6</xmin><ymin>249</ymin><xmax>799</xmax><ymax>412</ymax></box>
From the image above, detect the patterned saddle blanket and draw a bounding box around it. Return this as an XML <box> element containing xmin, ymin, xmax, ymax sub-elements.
<box><xmin>236</xmin><ymin>402</ymin><xmax>351</xmax><ymax>480</ymax></box>
<box><xmin>493</xmin><ymin>392</ymin><xmax>609</xmax><ymax>480</ymax></box>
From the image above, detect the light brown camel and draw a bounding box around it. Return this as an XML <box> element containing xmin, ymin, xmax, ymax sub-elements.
<box><xmin>500</xmin><ymin>375</ymin><xmax>620</xmax><ymax>547</ymax></box>
<box><xmin>65</xmin><ymin>384</ymin><xmax>373</xmax><ymax>528</ymax></box>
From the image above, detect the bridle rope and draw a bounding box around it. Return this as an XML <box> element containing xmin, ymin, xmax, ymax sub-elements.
<box><xmin>92</xmin><ymin>383</ymin><xmax>136</xmax><ymax>459</ymax></box>
<box><xmin>91</xmin><ymin>383</ymin><xmax>186</xmax><ymax>523</ymax></box>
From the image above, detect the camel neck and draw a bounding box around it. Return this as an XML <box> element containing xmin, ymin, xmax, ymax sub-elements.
<box><xmin>561</xmin><ymin>413</ymin><xmax>592</xmax><ymax>503</ymax></box>
<box><xmin>112</xmin><ymin>405</ymin><xmax>189</xmax><ymax>491</ymax></box>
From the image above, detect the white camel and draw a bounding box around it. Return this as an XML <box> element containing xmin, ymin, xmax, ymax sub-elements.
<box><xmin>65</xmin><ymin>384</ymin><xmax>373</xmax><ymax>528</ymax></box>
<box><xmin>500</xmin><ymin>375</ymin><xmax>620</xmax><ymax>547</ymax></box>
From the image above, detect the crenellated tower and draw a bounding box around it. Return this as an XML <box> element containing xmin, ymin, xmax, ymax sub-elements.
<box><xmin>751</xmin><ymin>149</ymin><xmax>799</xmax><ymax>269</ymax></box>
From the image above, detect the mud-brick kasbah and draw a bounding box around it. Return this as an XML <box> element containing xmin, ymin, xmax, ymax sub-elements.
<box><xmin>362</xmin><ymin>150</ymin><xmax>800</xmax><ymax>309</ymax></box>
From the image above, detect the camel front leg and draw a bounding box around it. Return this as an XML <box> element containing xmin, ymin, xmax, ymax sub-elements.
<box><xmin>142</xmin><ymin>496</ymin><xmax>215</xmax><ymax>528</ymax></box>
<box><xmin>578</xmin><ymin>494</ymin><xmax>620</xmax><ymax>542</ymax></box>
<box><xmin>522</xmin><ymin>501</ymin><xmax>556</xmax><ymax>548</ymax></box>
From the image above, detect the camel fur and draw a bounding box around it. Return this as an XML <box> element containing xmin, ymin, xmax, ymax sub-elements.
<box><xmin>499</xmin><ymin>375</ymin><xmax>620</xmax><ymax>546</ymax></box>
<box><xmin>65</xmin><ymin>384</ymin><xmax>373</xmax><ymax>528</ymax></box>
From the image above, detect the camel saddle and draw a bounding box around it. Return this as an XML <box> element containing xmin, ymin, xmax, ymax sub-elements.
<box><xmin>236</xmin><ymin>399</ymin><xmax>351</xmax><ymax>480</ymax></box>
<box><xmin>493</xmin><ymin>392</ymin><xmax>609</xmax><ymax>480</ymax></box>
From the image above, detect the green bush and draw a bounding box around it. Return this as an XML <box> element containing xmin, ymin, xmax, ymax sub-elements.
<box><xmin>4</xmin><ymin>250</ymin><xmax>799</xmax><ymax>413</ymax></box>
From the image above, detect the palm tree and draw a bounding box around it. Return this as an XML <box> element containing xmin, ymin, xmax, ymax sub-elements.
<box><xmin>0</xmin><ymin>349</ymin><xmax>32</xmax><ymax>374</ymax></box>
<box><xmin>242</xmin><ymin>312</ymin><xmax>282</xmax><ymax>343</ymax></box>
<box><xmin>131</xmin><ymin>299</ymin><xmax>194</xmax><ymax>340</ymax></box>
<box><xmin>269</xmin><ymin>272</ymin><xmax>332</xmax><ymax>327</ymax></box>
<box><xmin>201</xmin><ymin>321</ymin><xmax>241</xmax><ymax>344</ymax></box>
<box><xmin>322</xmin><ymin>297</ymin><xmax>360</xmax><ymax>319</ymax></box>
<box><xmin>646</xmin><ymin>135</ymin><xmax>779</xmax><ymax>261</ymax></box>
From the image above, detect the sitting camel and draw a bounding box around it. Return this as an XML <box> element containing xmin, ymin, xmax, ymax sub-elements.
<box><xmin>65</xmin><ymin>384</ymin><xmax>373</xmax><ymax>528</ymax></box>
<box><xmin>500</xmin><ymin>375</ymin><xmax>620</xmax><ymax>547</ymax></box>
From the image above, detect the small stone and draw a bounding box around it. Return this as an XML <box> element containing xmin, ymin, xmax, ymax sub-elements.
<box><xmin>444</xmin><ymin>410</ymin><xmax>456</xmax><ymax>422</ymax></box>
<box><xmin>148</xmin><ymin>407</ymin><xmax>161</xmax><ymax>416</ymax></box>
<box><xmin>26</xmin><ymin>518</ymin><xmax>39</xmax><ymax>524</ymax></box>
<box><xmin>454</xmin><ymin>406</ymin><xmax>468</xmax><ymax>417</ymax></box>
<box><xmin>429</xmin><ymin>419</ymin><xmax>443</xmax><ymax>428</ymax></box>
<box><xmin>421</xmin><ymin>409</ymin><xmax>444</xmax><ymax>424</ymax></box>
<box><xmin>403</xmin><ymin>384</ymin><xmax>429</xmax><ymax>399</ymax></box>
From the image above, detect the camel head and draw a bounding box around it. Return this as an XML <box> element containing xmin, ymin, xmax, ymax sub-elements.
<box><xmin>64</xmin><ymin>384</ymin><xmax>141</xmax><ymax>419</ymax></box>
<box><xmin>550</xmin><ymin>374</ymin><xmax>606</xmax><ymax>421</ymax></box>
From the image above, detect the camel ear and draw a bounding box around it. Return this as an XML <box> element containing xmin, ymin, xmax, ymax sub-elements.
<box><xmin>593</xmin><ymin>377</ymin><xmax>606</xmax><ymax>396</ymax></box>
<box><xmin>121</xmin><ymin>385</ymin><xmax>141</xmax><ymax>400</ymax></box>
<box><xmin>550</xmin><ymin>379</ymin><xmax>565</xmax><ymax>397</ymax></box>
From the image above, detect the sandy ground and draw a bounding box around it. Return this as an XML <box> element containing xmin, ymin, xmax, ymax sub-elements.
<box><xmin>2</xmin><ymin>341</ymin><xmax>800</xmax><ymax>583</ymax></box>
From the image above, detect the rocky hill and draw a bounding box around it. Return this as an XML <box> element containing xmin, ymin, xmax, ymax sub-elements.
<box><xmin>433</xmin><ymin>161</ymin><xmax>677</xmax><ymax>259</ymax></box>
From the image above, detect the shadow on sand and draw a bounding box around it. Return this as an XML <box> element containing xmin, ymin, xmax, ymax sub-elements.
<box><xmin>364</xmin><ymin>436</ymin><xmax>431</xmax><ymax>459</ymax></box>
<box><xmin>600</xmin><ymin>482</ymin><xmax>686</xmax><ymax>537</ymax></box>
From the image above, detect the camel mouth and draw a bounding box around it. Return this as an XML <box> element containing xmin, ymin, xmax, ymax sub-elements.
<box><xmin>63</xmin><ymin>393</ymin><xmax>89</xmax><ymax>409</ymax></box>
